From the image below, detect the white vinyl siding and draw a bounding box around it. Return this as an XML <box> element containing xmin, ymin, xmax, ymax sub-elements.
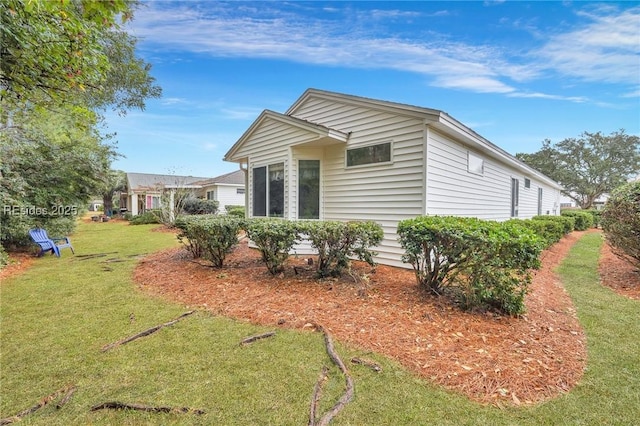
<box><xmin>292</xmin><ymin>98</ymin><xmax>425</xmax><ymax>267</ymax></box>
<box><xmin>215</xmin><ymin>185</ymin><xmax>245</xmax><ymax>213</ymax></box>
<box><xmin>231</xmin><ymin>90</ymin><xmax>563</xmax><ymax>268</ymax></box>
<box><xmin>425</xmin><ymin>129</ymin><xmax>560</xmax><ymax>221</ymax></box>
<box><xmin>238</xmin><ymin>117</ymin><xmax>321</xmax><ymax>218</ymax></box>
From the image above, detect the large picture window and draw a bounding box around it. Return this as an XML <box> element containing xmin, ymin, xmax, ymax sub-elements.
<box><xmin>252</xmin><ymin>163</ymin><xmax>284</xmax><ymax>217</ymax></box>
<box><xmin>346</xmin><ymin>142</ymin><xmax>391</xmax><ymax>167</ymax></box>
<box><xmin>298</xmin><ymin>160</ymin><xmax>320</xmax><ymax>219</ymax></box>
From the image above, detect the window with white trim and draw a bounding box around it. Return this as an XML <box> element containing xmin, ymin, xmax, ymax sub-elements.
<box><xmin>298</xmin><ymin>160</ymin><xmax>320</xmax><ymax>219</ymax></box>
<box><xmin>252</xmin><ymin>163</ymin><xmax>284</xmax><ymax>217</ymax></box>
<box><xmin>511</xmin><ymin>178</ymin><xmax>519</xmax><ymax>217</ymax></box>
<box><xmin>537</xmin><ymin>187</ymin><xmax>543</xmax><ymax>215</ymax></box>
<box><xmin>467</xmin><ymin>151</ymin><xmax>484</xmax><ymax>175</ymax></box>
<box><xmin>346</xmin><ymin>142</ymin><xmax>391</xmax><ymax>167</ymax></box>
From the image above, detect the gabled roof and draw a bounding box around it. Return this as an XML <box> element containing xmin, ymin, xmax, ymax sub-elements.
<box><xmin>193</xmin><ymin>169</ymin><xmax>245</xmax><ymax>186</ymax></box>
<box><xmin>126</xmin><ymin>173</ymin><xmax>210</xmax><ymax>191</ymax></box>
<box><xmin>225</xmin><ymin>88</ymin><xmax>563</xmax><ymax>190</ymax></box>
<box><xmin>223</xmin><ymin>109</ymin><xmax>349</xmax><ymax>162</ymax></box>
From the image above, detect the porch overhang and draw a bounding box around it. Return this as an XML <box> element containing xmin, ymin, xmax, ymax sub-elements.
<box><xmin>224</xmin><ymin>110</ymin><xmax>348</xmax><ymax>163</ymax></box>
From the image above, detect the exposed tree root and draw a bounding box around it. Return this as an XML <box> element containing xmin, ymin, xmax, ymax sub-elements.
<box><xmin>76</xmin><ymin>252</ymin><xmax>119</xmax><ymax>260</ymax></box>
<box><xmin>90</xmin><ymin>401</ymin><xmax>205</xmax><ymax>415</ymax></box>
<box><xmin>101</xmin><ymin>311</ymin><xmax>195</xmax><ymax>352</ymax></box>
<box><xmin>0</xmin><ymin>385</ymin><xmax>75</xmax><ymax>425</ymax></box>
<box><xmin>240</xmin><ymin>331</ymin><xmax>276</xmax><ymax>346</ymax></box>
<box><xmin>350</xmin><ymin>357</ymin><xmax>382</xmax><ymax>372</ymax></box>
<box><xmin>309</xmin><ymin>325</ymin><xmax>355</xmax><ymax>426</ymax></box>
<box><xmin>56</xmin><ymin>386</ymin><xmax>77</xmax><ymax>409</ymax></box>
<box><xmin>308</xmin><ymin>366</ymin><xmax>329</xmax><ymax>426</ymax></box>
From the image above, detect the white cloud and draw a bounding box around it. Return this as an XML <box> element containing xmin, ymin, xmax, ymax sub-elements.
<box><xmin>128</xmin><ymin>2</ymin><xmax>638</xmax><ymax>101</ymax></box>
<box><xmin>536</xmin><ymin>6</ymin><xmax>640</xmax><ymax>85</ymax></box>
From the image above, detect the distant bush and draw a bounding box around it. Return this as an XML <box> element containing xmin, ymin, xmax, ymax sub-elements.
<box><xmin>397</xmin><ymin>216</ymin><xmax>542</xmax><ymax>316</ymax></box>
<box><xmin>585</xmin><ymin>209</ymin><xmax>602</xmax><ymax>228</ymax></box>
<box><xmin>0</xmin><ymin>212</ymin><xmax>34</xmax><ymax>249</ymax></box>
<box><xmin>0</xmin><ymin>245</ymin><xmax>8</xmax><ymax>270</ymax></box>
<box><xmin>129</xmin><ymin>211</ymin><xmax>161</xmax><ymax>225</ymax></box>
<box><xmin>532</xmin><ymin>215</ymin><xmax>575</xmax><ymax>235</ymax></box>
<box><xmin>175</xmin><ymin>215</ymin><xmax>244</xmax><ymax>267</ymax></box>
<box><xmin>0</xmin><ymin>210</ymin><xmax>77</xmax><ymax>250</ymax></box>
<box><xmin>561</xmin><ymin>210</ymin><xmax>594</xmax><ymax>230</ymax></box>
<box><xmin>246</xmin><ymin>219</ymin><xmax>300</xmax><ymax>275</ymax></box>
<box><xmin>506</xmin><ymin>218</ymin><xmax>564</xmax><ymax>248</ymax></box>
<box><xmin>299</xmin><ymin>220</ymin><xmax>383</xmax><ymax>278</ymax></box>
<box><xmin>182</xmin><ymin>198</ymin><xmax>219</xmax><ymax>215</ymax></box>
<box><xmin>601</xmin><ymin>181</ymin><xmax>640</xmax><ymax>269</ymax></box>
<box><xmin>225</xmin><ymin>205</ymin><xmax>245</xmax><ymax>218</ymax></box>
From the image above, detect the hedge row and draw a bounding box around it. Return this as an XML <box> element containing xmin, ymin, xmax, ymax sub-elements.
<box><xmin>602</xmin><ymin>181</ymin><xmax>640</xmax><ymax>269</ymax></box>
<box><xmin>174</xmin><ymin>216</ymin><xmax>383</xmax><ymax>278</ymax></box>
<box><xmin>397</xmin><ymin>216</ymin><xmax>542</xmax><ymax>316</ymax></box>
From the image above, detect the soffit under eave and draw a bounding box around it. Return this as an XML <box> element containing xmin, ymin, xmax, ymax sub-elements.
<box><xmin>427</xmin><ymin>116</ymin><xmax>564</xmax><ymax>190</ymax></box>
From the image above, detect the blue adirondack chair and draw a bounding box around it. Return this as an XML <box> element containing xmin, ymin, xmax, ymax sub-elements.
<box><xmin>28</xmin><ymin>228</ymin><xmax>75</xmax><ymax>257</ymax></box>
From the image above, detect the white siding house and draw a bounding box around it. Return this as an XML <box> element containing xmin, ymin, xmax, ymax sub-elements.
<box><xmin>194</xmin><ymin>170</ymin><xmax>246</xmax><ymax>213</ymax></box>
<box><xmin>224</xmin><ymin>89</ymin><xmax>563</xmax><ymax>267</ymax></box>
<box><xmin>122</xmin><ymin>171</ymin><xmax>245</xmax><ymax>216</ymax></box>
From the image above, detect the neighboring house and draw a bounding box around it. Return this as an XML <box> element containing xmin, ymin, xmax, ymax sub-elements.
<box><xmin>193</xmin><ymin>170</ymin><xmax>246</xmax><ymax>213</ymax></box>
<box><xmin>88</xmin><ymin>200</ymin><xmax>103</xmax><ymax>212</ymax></box>
<box><xmin>560</xmin><ymin>193</ymin><xmax>609</xmax><ymax>210</ymax></box>
<box><xmin>121</xmin><ymin>171</ymin><xmax>246</xmax><ymax>217</ymax></box>
<box><xmin>224</xmin><ymin>88</ymin><xmax>563</xmax><ymax>267</ymax></box>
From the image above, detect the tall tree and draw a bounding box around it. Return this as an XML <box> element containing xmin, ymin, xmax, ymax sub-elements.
<box><xmin>0</xmin><ymin>0</ymin><xmax>161</xmax><ymax>248</ymax></box>
<box><xmin>99</xmin><ymin>169</ymin><xmax>127</xmax><ymax>217</ymax></box>
<box><xmin>517</xmin><ymin>130</ymin><xmax>640</xmax><ymax>209</ymax></box>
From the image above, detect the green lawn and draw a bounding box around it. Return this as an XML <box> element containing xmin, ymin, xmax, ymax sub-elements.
<box><xmin>0</xmin><ymin>222</ymin><xmax>637</xmax><ymax>425</ymax></box>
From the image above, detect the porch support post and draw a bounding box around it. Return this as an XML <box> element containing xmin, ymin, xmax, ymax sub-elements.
<box><xmin>169</xmin><ymin>189</ymin><xmax>176</xmax><ymax>223</ymax></box>
<box><xmin>131</xmin><ymin>193</ymin><xmax>139</xmax><ymax>216</ymax></box>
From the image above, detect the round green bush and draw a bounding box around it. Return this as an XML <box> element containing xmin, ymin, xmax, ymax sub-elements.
<box><xmin>601</xmin><ymin>181</ymin><xmax>640</xmax><ymax>268</ymax></box>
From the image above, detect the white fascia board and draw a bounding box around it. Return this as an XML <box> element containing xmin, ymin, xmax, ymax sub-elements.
<box><xmin>431</xmin><ymin>113</ymin><xmax>564</xmax><ymax>190</ymax></box>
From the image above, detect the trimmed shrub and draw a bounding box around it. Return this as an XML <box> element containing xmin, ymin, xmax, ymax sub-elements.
<box><xmin>175</xmin><ymin>215</ymin><xmax>244</xmax><ymax>267</ymax></box>
<box><xmin>561</xmin><ymin>210</ymin><xmax>594</xmax><ymax>231</ymax></box>
<box><xmin>246</xmin><ymin>219</ymin><xmax>300</xmax><ymax>275</ymax></box>
<box><xmin>300</xmin><ymin>220</ymin><xmax>383</xmax><ymax>278</ymax></box>
<box><xmin>182</xmin><ymin>198</ymin><xmax>219</xmax><ymax>215</ymax></box>
<box><xmin>129</xmin><ymin>211</ymin><xmax>161</xmax><ymax>225</ymax></box>
<box><xmin>585</xmin><ymin>209</ymin><xmax>602</xmax><ymax>228</ymax></box>
<box><xmin>532</xmin><ymin>215</ymin><xmax>575</xmax><ymax>235</ymax></box>
<box><xmin>506</xmin><ymin>218</ymin><xmax>564</xmax><ymax>248</ymax></box>
<box><xmin>225</xmin><ymin>205</ymin><xmax>245</xmax><ymax>218</ymax></box>
<box><xmin>601</xmin><ymin>181</ymin><xmax>640</xmax><ymax>269</ymax></box>
<box><xmin>397</xmin><ymin>216</ymin><xmax>542</xmax><ymax>315</ymax></box>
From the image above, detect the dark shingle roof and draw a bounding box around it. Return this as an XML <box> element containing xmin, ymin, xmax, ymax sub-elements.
<box><xmin>126</xmin><ymin>173</ymin><xmax>210</xmax><ymax>190</ymax></box>
<box><xmin>193</xmin><ymin>170</ymin><xmax>244</xmax><ymax>186</ymax></box>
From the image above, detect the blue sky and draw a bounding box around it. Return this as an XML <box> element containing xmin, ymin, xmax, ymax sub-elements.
<box><xmin>107</xmin><ymin>1</ymin><xmax>640</xmax><ymax>178</ymax></box>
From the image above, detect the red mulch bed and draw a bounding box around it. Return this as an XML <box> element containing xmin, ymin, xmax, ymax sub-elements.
<box><xmin>132</xmin><ymin>230</ymin><xmax>600</xmax><ymax>406</ymax></box>
<box><xmin>0</xmin><ymin>253</ymin><xmax>35</xmax><ymax>281</ymax></box>
<box><xmin>598</xmin><ymin>242</ymin><xmax>640</xmax><ymax>300</ymax></box>
<box><xmin>4</xmin><ymin>229</ymin><xmax>638</xmax><ymax>406</ymax></box>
